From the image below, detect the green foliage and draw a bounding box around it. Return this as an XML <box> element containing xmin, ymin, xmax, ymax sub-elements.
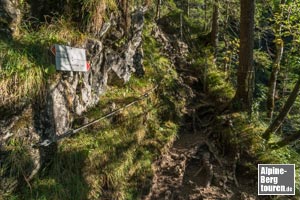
<box><xmin>0</xmin><ymin>18</ymin><xmax>87</xmax><ymax>109</ymax></box>
<box><xmin>217</xmin><ymin>111</ymin><xmax>298</xmax><ymax>190</ymax></box>
<box><xmin>0</xmin><ymin>138</ymin><xmax>34</xmax><ymax>198</ymax></box>
<box><xmin>216</xmin><ymin>111</ymin><xmax>300</xmax><ymax>194</ymax></box>
<box><xmin>206</xmin><ymin>67</ymin><xmax>234</xmax><ymax>101</ymax></box>
<box><xmin>254</xmin><ymin>50</ymin><xmax>272</xmax><ymax>70</ymax></box>
<box><xmin>0</xmin><ymin>38</ymin><xmax>45</xmax><ymax>108</ymax></box>
<box><xmin>258</xmin><ymin>138</ymin><xmax>300</xmax><ymax>193</ymax></box>
<box><xmin>192</xmin><ymin>50</ymin><xmax>235</xmax><ymax>102</ymax></box>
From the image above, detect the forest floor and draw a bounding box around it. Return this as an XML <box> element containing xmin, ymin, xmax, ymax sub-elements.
<box><xmin>143</xmin><ymin>24</ymin><xmax>260</xmax><ymax>200</ymax></box>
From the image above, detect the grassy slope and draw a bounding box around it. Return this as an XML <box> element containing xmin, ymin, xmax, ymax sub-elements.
<box><xmin>0</xmin><ymin>19</ymin><xmax>86</xmax><ymax>111</ymax></box>
<box><xmin>6</xmin><ymin>20</ymin><xmax>185</xmax><ymax>200</ymax></box>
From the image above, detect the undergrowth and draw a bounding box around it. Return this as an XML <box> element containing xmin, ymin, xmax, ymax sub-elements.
<box><xmin>197</xmin><ymin>45</ymin><xmax>300</xmax><ymax>196</ymax></box>
<box><xmin>191</xmin><ymin>48</ymin><xmax>235</xmax><ymax>103</ymax></box>
<box><xmin>215</xmin><ymin>111</ymin><xmax>300</xmax><ymax>195</ymax></box>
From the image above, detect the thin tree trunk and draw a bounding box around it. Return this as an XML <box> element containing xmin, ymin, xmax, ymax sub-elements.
<box><xmin>271</xmin><ymin>130</ymin><xmax>300</xmax><ymax>149</ymax></box>
<box><xmin>211</xmin><ymin>0</ymin><xmax>219</xmax><ymax>57</ymax></box>
<box><xmin>187</xmin><ymin>0</ymin><xmax>190</xmax><ymax>17</ymax></box>
<box><xmin>204</xmin><ymin>0</ymin><xmax>207</xmax><ymax>30</ymax></box>
<box><xmin>263</xmin><ymin>75</ymin><xmax>300</xmax><ymax>140</ymax></box>
<box><xmin>267</xmin><ymin>38</ymin><xmax>284</xmax><ymax>120</ymax></box>
<box><xmin>180</xmin><ymin>13</ymin><xmax>183</xmax><ymax>40</ymax></box>
<box><xmin>231</xmin><ymin>0</ymin><xmax>255</xmax><ymax>113</ymax></box>
<box><xmin>125</xmin><ymin>0</ymin><xmax>130</xmax><ymax>33</ymax></box>
<box><xmin>266</xmin><ymin>0</ymin><xmax>285</xmax><ymax>120</ymax></box>
<box><xmin>223</xmin><ymin>0</ymin><xmax>230</xmax><ymax>79</ymax></box>
<box><xmin>120</xmin><ymin>0</ymin><xmax>130</xmax><ymax>33</ymax></box>
<box><xmin>204</xmin><ymin>50</ymin><xmax>208</xmax><ymax>92</ymax></box>
<box><xmin>282</xmin><ymin>55</ymin><xmax>289</xmax><ymax>97</ymax></box>
<box><xmin>155</xmin><ymin>0</ymin><xmax>161</xmax><ymax>20</ymax></box>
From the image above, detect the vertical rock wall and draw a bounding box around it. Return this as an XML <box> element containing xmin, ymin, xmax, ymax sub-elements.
<box><xmin>47</xmin><ymin>8</ymin><xmax>145</xmax><ymax>138</ymax></box>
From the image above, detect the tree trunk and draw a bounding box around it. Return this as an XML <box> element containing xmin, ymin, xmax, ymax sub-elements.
<box><xmin>155</xmin><ymin>0</ymin><xmax>161</xmax><ymax>20</ymax></box>
<box><xmin>204</xmin><ymin>0</ymin><xmax>207</xmax><ymax>30</ymax></box>
<box><xmin>271</xmin><ymin>130</ymin><xmax>300</xmax><ymax>149</ymax></box>
<box><xmin>187</xmin><ymin>0</ymin><xmax>190</xmax><ymax>17</ymax></box>
<box><xmin>125</xmin><ymin>0</ymin><xmax>130</xmax><ymax>33</ymax></box>
<box><xmin>211</xmin><ymin>0</ymin><xmax>219</xmax><ymax>57</ymax></box>
<box><xmin>266</xmin><ymin>0</ymin><xmax>285</xmax><ymax>120</ymax></box>
<box><xmin>263</xmin><ymin>75</ymin><xmax>300</xmax><ymax>140</ymax></box>
<box><xmin>267</xmin><ymin>38</ymin><xmax>284</xmax><ymax>120</ymax></box>
<box><xmin>231</xmin><ymin>0</ymin><xmax>255</xmax><ymax>112</ymax></box>
<box><xmin>180</xmin><ymin>13</ymin><xmax>183</xmax><ymax>40</ymax></box>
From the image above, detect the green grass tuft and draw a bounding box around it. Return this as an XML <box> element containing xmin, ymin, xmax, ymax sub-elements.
<box><xmin>13</xmin><ymin>20</ymin><xmax>184</xmax><ymax>200</ymax></box>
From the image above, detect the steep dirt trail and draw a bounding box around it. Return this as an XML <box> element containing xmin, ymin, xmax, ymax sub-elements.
<box><xmin>144</xmin><ymin>112</ymin><xmax>258</xmax><ymax>200</ymax></box>
<box><xmin>144</xmin><ymin>132</ymin><xmax>228</xmax><ymax>200</ymax></box>
<box><xmin>144</xmin><ymin>24</ymin><xmax>259</xmax><ymax>200</ymax></box>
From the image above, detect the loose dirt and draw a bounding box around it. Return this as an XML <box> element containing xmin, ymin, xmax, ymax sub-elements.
<box><xmin>144</xmin><ymin>120</ymin><xmax>260</xmax><ymax>200</ymax></box>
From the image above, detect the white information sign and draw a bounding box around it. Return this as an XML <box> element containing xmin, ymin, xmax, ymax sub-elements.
<box><xmin>53</xmin><ymin>44</ymin><xmax>90</xmax><ymax>72</ymax></box>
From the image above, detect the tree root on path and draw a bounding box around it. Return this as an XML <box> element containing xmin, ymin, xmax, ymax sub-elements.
<box><xmin>232</xmin><ymin>153</ymin><xmax>240</xmax><ymax>188</ymax></box>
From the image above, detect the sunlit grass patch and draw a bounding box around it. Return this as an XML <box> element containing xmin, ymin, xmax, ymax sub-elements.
<box><xmin>0</xmin><ymin>18</ymin><xmax>87</xmax><ymax>110</ymax></box>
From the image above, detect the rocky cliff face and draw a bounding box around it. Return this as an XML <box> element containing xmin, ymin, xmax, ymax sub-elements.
<box><xmin>0</xmin><ymin>2</ymin><xmax>145</xmax><ymax>194</ymax></box>
<box><xmin>44</xmin><ymin>8</ymin><xmax>145</xmax><ymax>138</ymax></box>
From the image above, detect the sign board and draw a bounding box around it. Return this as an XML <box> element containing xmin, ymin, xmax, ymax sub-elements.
<box><xmin>258</xmin><ymin>164</ymin><xmax>295</xmax><ymax>195</ymax></box>
<box><xmin>51</xmin><ymin>44</ymin><xmax>90</xmax><ymax>72</ymax></box>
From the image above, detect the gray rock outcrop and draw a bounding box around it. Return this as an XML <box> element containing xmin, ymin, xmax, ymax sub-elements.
<box><xmin>0</xmin><ymin>0</ymin><xmax>21</xmax><ymax>36</ymax></box>
<box><xmin>47</xmin><ymin>8</ymin><xmax>145</xmax><ymax>138</ymax></box>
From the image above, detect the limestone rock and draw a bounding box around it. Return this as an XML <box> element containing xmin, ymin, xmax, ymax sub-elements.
<box><xmin>46</xmin><ymin>7</ymin><xmax>146</xmax><ymax>137</ymax></box>
<box><xmin>0</xmin><ymin>0</ymin><xmax>21</xmax><ymax>36</ymax></box>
